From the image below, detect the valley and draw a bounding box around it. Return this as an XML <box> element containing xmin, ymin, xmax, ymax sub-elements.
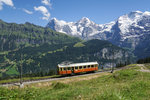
<box><xmin>0</xmin><ymin>0</ymin><xmax>150</xmax><ymax>99</ymax></box>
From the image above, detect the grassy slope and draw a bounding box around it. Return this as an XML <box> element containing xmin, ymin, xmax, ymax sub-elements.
<box><xmin>0</xmin><ymin>19</ymin><xmax>81</xmax><ymax>78</ymax></box>
<box><xmin>0</xmin><ymin>39</ymin><xmax>133</xmax><ymax>79</ymax></box>
<box><xmin>0</xmin><ymin>64</ymin><xmax>150</xmax><ymax>100</ymax></box>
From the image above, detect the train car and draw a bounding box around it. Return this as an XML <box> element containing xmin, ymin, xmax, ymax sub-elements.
<box><xmin>57</xmin><ymin>62</ymin><xmax>99</xmax><ymax>75</ymax></box>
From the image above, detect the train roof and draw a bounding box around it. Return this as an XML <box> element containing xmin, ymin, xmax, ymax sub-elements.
<box><xmin>58</xmin><ymin>62</ymin><xmax>98</xmax><ymax>68</ymax></box>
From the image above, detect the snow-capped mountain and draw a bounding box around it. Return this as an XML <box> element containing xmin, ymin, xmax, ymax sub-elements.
<box><xmin>47</xmin><ymin>11</ymin><xmax>150</xmax><ymax>59</ymax></box>
<box><xmin>46</xmin><ymin>17</ymin><xmax>115</xmax><ymax>39</ymax></box>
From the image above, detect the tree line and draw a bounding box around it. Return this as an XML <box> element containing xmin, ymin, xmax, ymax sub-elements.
<box><xmin>137</xmin><ymin>57</ymin><xmax>150</xmax><ymax>64</ymax></box>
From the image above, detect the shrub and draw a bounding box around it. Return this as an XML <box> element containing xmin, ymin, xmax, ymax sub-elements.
<box><xmin>52</xmin><ymin>82</ymin><xmax>69</xmax><ymax>89</ymax></box>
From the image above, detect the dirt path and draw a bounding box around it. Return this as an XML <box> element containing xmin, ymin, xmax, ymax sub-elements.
<box><xmin>0</xmin><ymin>70</ymin><xmax>111</xmax><ymax>87</ymax></box>
<box><xmin>137</xmin><ymin>64</ymin><xmax>150</xmax><ymax>72</ymax></box>
<box><xmin>0</xmin><ymin>68</ymin><xmax>123</xmax><ymax>87</ymax></box>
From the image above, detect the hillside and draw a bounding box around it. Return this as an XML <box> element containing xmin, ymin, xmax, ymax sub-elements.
<box><xmin>0</xmin><ymin>20</ymin><xmax>80</xmax><ymax>51</ymax></box>
<box><xmin>0</xmin><ymin>19</ymin><xmax>81</xmax><ymax>79</ymax></box>
<box><xmin>0</xmin><ymin>39</ymin><xmax>134</xmax><ymax>79</ymax></box>
<box><xmin>0</xmin><ymin>64</ymin><xmax>150</xmax><ymax>99</ymax></box>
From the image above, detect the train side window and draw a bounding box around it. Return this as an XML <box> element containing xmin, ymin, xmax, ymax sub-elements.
<box><xmin>84</xmin><ymin>66</ymin><xmax>86</xmax><ymax>68</ymax></box>
<box><xmin>88</xmin><ymin>65</ymin><xmax>90</xmax><ymax>68</ymax></box>
<box><xmin>64</xmin><ymin>68</ymin><xmax>66</xmax><ymax>71</ymax></box>
<box><xmin>91</xmin><ymin>65</ymin><xmax>94</xmax><ymax>67</ymax></box>
<box><xmin>79</xmin><ymin>66</ymin><xmax>82</xmax><ymax>69</ymax></box>
<box><xmin>60</xmin><ymin>68</ymin><xmax>62</xmax><ymax>71</ymax></box>
<box><xmin>68</xmin><ymin>67</ymin><xmax>71</xmax><ymax>70</ymax></box>
<box><xmin>75</xmin><ymin>67</ymin><xmax>78</xmax><ymax>70</ymax></box>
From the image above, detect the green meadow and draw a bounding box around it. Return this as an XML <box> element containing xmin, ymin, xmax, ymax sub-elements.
<box><xmin>0</xmin><ymin>64</ymin><xmax>150</xmax><ymax>100</ymax></box>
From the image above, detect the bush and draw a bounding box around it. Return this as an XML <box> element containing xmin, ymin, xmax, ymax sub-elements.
<box><xmin>52</xmin><ymin>82</ymin><xmax>69</xmax><ymax>89</ymax></box>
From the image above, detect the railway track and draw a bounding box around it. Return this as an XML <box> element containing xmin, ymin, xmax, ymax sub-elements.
<box><xmin>0</xmin><ymin>69</ymin><xmax>122</xmax><ymax>87</ymax></box>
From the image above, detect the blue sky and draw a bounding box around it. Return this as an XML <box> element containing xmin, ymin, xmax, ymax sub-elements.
<box><xmin>0</xmin><ymin>0</ymin><xmax>150</xmax><ymax>26</ymax></box>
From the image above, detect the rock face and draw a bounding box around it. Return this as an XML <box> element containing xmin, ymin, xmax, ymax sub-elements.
<box><xmin>46</xmin><ymin>11</ymin><xmax>150</xmax><ymax>59</ymax></box>
<box><xmin>93</xmin><ymin>47</ymin><xmax>131</xmax><ymax>68</ymax></box>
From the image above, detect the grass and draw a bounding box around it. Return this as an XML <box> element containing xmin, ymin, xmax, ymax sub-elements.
<box><xmin>0</xmin><ymin>51</ymin><xmax>9</xmax><ymax>55</ymax></box>
<box><xmin>5</xmin><ymin>65</ymin><xmax>19</xmax><ymax>75</ymax></box>
<box><xmin>145</xmin><ymin>63</ymin><xmax>150</xmax><ymax>69</ymax></box>
<box><xmin>73</xmin><ymin>42</ymin><xmax>85</xmax><ymax>47</ymax></box>
<box><xmin>0</xmin><ymin>64</ymin><xmax>150</xmax><ymax>100</ymax></box>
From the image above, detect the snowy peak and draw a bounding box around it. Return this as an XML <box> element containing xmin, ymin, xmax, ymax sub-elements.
<box><xmin>118</xmin><ymin>10</ymin><xmax>150</xmax><ymax>24</ymax></box>
<box><xmin>128</xmin><ymin>11</ymin><xmax>143</xmax><ymax>19</ymax></box>
<box><xmin>51</xmin><ymin>17</ymin><xmax>57</xmax><ymax>21</ymax></box>
<box><xmin>133</xmin><ymin>10</ymin><xmax>143</xmax><ymax>13</ymax></box>
<box><xmin>143</xmin><ymin>11</ymin><xmax>150</xmax><ymax>16</ymax></box>
<box><xmin>78</xmin><ymin>17</ymin><xmax>90</xmax><ymax>22</ymax></box>
<box><xmin>77</xmin><ymin>17</ymin><xmax>91</xmax><ymax>25</ymax></box>
<box><xmin>117</xmin><ymin>11</ymin><xmax>150</xmax><ymax>34</ymax></box>
<box><xmin>75</xmin><ymin>17</ymin><xmax>98</xmax><ymax>27</ymax></box>
<box><xmin>47</xmin><ymin>10</ymin><xmax>150</xmax><ymax>41</ymax></box>
<box><xmin>47</xmin><ymin>17</ymin><xmax>115</xmax><ymax>38</ymax></box>
<box><xmin>50</xmin><ymin>17</ymin><xmax>68</xmax><ymax>26</ymax></box>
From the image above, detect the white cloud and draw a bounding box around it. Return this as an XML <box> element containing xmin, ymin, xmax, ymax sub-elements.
<box><xmin>41</xmin><ymin>0</ymin><xmax>52</xmax><ymax>8</ymax></box>
<box><xmin>23</xmin><ymin>9</ymin><xmax>33</xmax><ymax>14</ymax></box>
<box><xmin>0</xmin><ymin>0</ymin><xmax>14</xmax><ymax>10</ymax></box>
<box><xmin>34</xmin><ymin>6</ymin><xmax>50</xmax><ymax>20</ymax></box>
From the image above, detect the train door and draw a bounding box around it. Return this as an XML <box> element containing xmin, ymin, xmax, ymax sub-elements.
<box><xmin>71</xmin><ymin>67</ymin><xmax>74</xmax><ymax>73</ymax></box>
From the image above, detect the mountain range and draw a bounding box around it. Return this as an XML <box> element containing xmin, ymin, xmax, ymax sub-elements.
<box><xmin>0</xmin><ymin>20</ymin><xmax>134</xmax><ymax>79</ymax></box>
<box><xmin>47</xmin><ymin>11</ymin><xmax>150</xmax><ymax>59</ymax></box>
<box><xmin>0</xmin><ymin>20</ymin><xmax>133</xmax><ymax>78</ymax></box>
